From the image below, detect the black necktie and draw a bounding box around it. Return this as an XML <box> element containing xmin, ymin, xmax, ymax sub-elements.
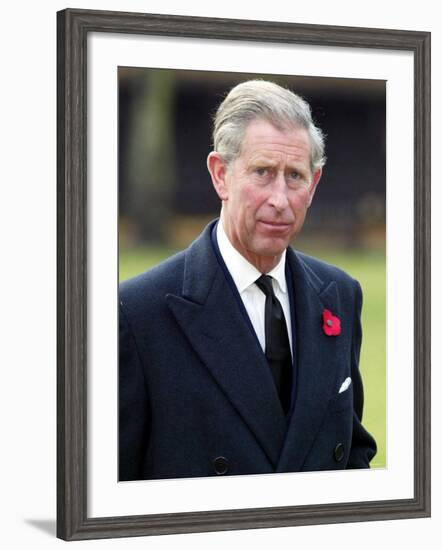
<box><xmin>255</xmin><ymin>275</ymin><xmax>293</xmax><ymax>415</ymax></box>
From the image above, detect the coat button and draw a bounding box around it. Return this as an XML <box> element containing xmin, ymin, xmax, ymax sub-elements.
<box><xmin>213</xmin><ymin>456</ymin><xmax>229</xmax><ymax>475</ymax></box>
<box><xmin>334</xmin><ymin>443</ymin><xmax>345</xmax><ymax>462</ymax></box>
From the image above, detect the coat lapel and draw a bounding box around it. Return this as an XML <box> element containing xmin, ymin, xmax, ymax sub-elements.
<box><xmin>165</xmin><ymin>223</ymin><xmax>287</xmax><ymax>468</ymax></box>
<box><xmin>276</xmin><ymin>249</ymin><xmax>341</xmax><ymax>472</ymax></box>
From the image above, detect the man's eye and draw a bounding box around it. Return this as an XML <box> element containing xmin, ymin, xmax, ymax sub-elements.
<box><xmin>289</xmin><ymin>171</ymin><xmax>301</xmax><ymax>180</ymax></box>
<box><xmin>255</xmin><ymin>168</ymin><xmax>268</xmax><ymax>176</ymax></box>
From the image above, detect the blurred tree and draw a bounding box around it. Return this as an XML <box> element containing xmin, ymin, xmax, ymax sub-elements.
<box><xmin>125</xmin><ymin>70</ymin><xmax>176</xmax><ymax>243</ymax></box>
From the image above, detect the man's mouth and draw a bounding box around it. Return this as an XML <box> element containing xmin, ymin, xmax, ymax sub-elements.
<box><xmin>259</xmin><ymin>220</ymin><xmax>292</xmax><ymax>227</ymax></box>
<box><xmin>258</xmin><ymin>220</ymin><xmax>292</xmax><ymax>232</ymax></box>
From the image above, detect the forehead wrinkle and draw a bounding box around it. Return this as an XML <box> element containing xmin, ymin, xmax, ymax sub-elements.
<box><xmin>247</xmin><ymin>150</ymin><xmax>309</xmax><ymax>168</ymax></box>
<box><xmin>244</xmin><ymin>137</ymin><xmax>310</xmax><ymax>160</ymax></box>
<box><xmin>244</xmin><ymin>123</ymin><xmax>310</xmax><ymax>147</ymax></box>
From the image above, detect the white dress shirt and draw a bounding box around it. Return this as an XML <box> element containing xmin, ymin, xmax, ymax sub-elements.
<box><xmin>216</xmin><ymin>221</ymin><xmax>293</xmax><ymax>357</ymax></box>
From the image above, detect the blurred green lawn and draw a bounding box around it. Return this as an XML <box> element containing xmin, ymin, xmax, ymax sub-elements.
<box><xmin>120</xmin><ymin>245</ymin><xmax>386</xmax><ymax>469</ymax></box>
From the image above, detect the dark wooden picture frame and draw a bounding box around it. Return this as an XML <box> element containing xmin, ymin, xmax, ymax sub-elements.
<box><xmin>57</xmin><ymin>8</ymin><xmax>431</xmax><ymax>541</ymax></box>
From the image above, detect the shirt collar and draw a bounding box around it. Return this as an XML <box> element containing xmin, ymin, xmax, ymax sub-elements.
<box><xmin>216</xmin><ymin>220</ymin><xmax>287</xmax><ymax>295</ymax></box>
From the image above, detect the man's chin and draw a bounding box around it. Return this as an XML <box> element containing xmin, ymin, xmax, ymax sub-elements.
<box><xmin>253</xmin><ymin>238</ymin><xmax>290</xmax><ymax>258</ymax></box>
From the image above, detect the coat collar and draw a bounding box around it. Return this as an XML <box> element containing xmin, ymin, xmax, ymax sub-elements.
<box><xmin>166</xmin><ymin>220</ymin><xmax>341</xmax><ymax>471</ymax></box>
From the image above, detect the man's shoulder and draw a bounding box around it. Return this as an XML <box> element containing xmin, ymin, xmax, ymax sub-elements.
<box><xmin>119</xmin><ymin>220</ymin><xmax>218</xmax><ymax>309</ymax></box>
<box><xmin>119</xmin><ymin>250</ymin><xmax>186</xmax><ymax>307</ymax></box>
<box><xmin>293</xmin><ymin>249</ymin><xmax>360</xmax><ymax>290</ymax></box>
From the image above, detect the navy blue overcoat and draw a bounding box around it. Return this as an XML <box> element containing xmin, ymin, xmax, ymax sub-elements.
<box><xmin>119</xmin><ymin>220</ymin><xmax>376</xmax><ymax>481</ymax></box>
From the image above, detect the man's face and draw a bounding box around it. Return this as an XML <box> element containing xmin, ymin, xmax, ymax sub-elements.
<box><xmin>208</xmin><ymin>118</ymin><xmax>321</xmax><ymax>272</ymax></box>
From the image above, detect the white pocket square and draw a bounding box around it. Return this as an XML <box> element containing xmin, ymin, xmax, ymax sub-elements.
<box><xmin>338</xmin><ymin>377</ymin><xmax>352</xmax><ymax>393</ymax></box>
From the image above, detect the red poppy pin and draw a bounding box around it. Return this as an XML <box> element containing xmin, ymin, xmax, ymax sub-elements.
<box><xmin>322</xmin><ymin>309</ymin><xmax>341</xmax><ymax>336</ymax></box>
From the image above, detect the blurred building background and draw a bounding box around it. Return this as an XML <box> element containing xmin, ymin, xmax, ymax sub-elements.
<box><xmin>118</xmin><ymin>68</ymin><xmax>386</xmax><ymax>253</ymax></box>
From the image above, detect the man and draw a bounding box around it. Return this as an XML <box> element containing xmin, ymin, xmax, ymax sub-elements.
<box><xmin>119</xmin><ymin>80</ymin><xmax>377</xmax><ymax>481</ymax></box>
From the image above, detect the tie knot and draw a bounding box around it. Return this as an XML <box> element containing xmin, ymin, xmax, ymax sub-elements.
<box><xmin>255</xmin><ymin>274</ymin><xmax>274</xmax><ymax>297</ymax></box>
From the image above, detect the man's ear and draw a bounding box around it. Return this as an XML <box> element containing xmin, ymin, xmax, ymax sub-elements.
<box><xmin>307</xmin><ymin>168</ymin><xmax>322</xmax><ymax>207</ymax></box>
<box><xmin>207</xmin><ymin>152</ymin><xmax>229</xmax><ymax>201</ymax></box>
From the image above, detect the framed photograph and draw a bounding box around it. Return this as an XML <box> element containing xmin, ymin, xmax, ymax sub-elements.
<box><xmin>57</xmin><ymin>8</ymin><xmax>430</xmax><ymax>541</ymax></box>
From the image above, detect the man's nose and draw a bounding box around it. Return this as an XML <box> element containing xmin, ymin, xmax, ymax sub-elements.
<box><xmin>268</xmin><ymin>173</ymin><xmax>289</xmax><ymax>210</ymax></box>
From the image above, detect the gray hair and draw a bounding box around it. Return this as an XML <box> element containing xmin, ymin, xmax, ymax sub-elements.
<box><xmin>212</xmin><ymin>79</ymin><xmax>326</xmax><ymax>173</ymax></box>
